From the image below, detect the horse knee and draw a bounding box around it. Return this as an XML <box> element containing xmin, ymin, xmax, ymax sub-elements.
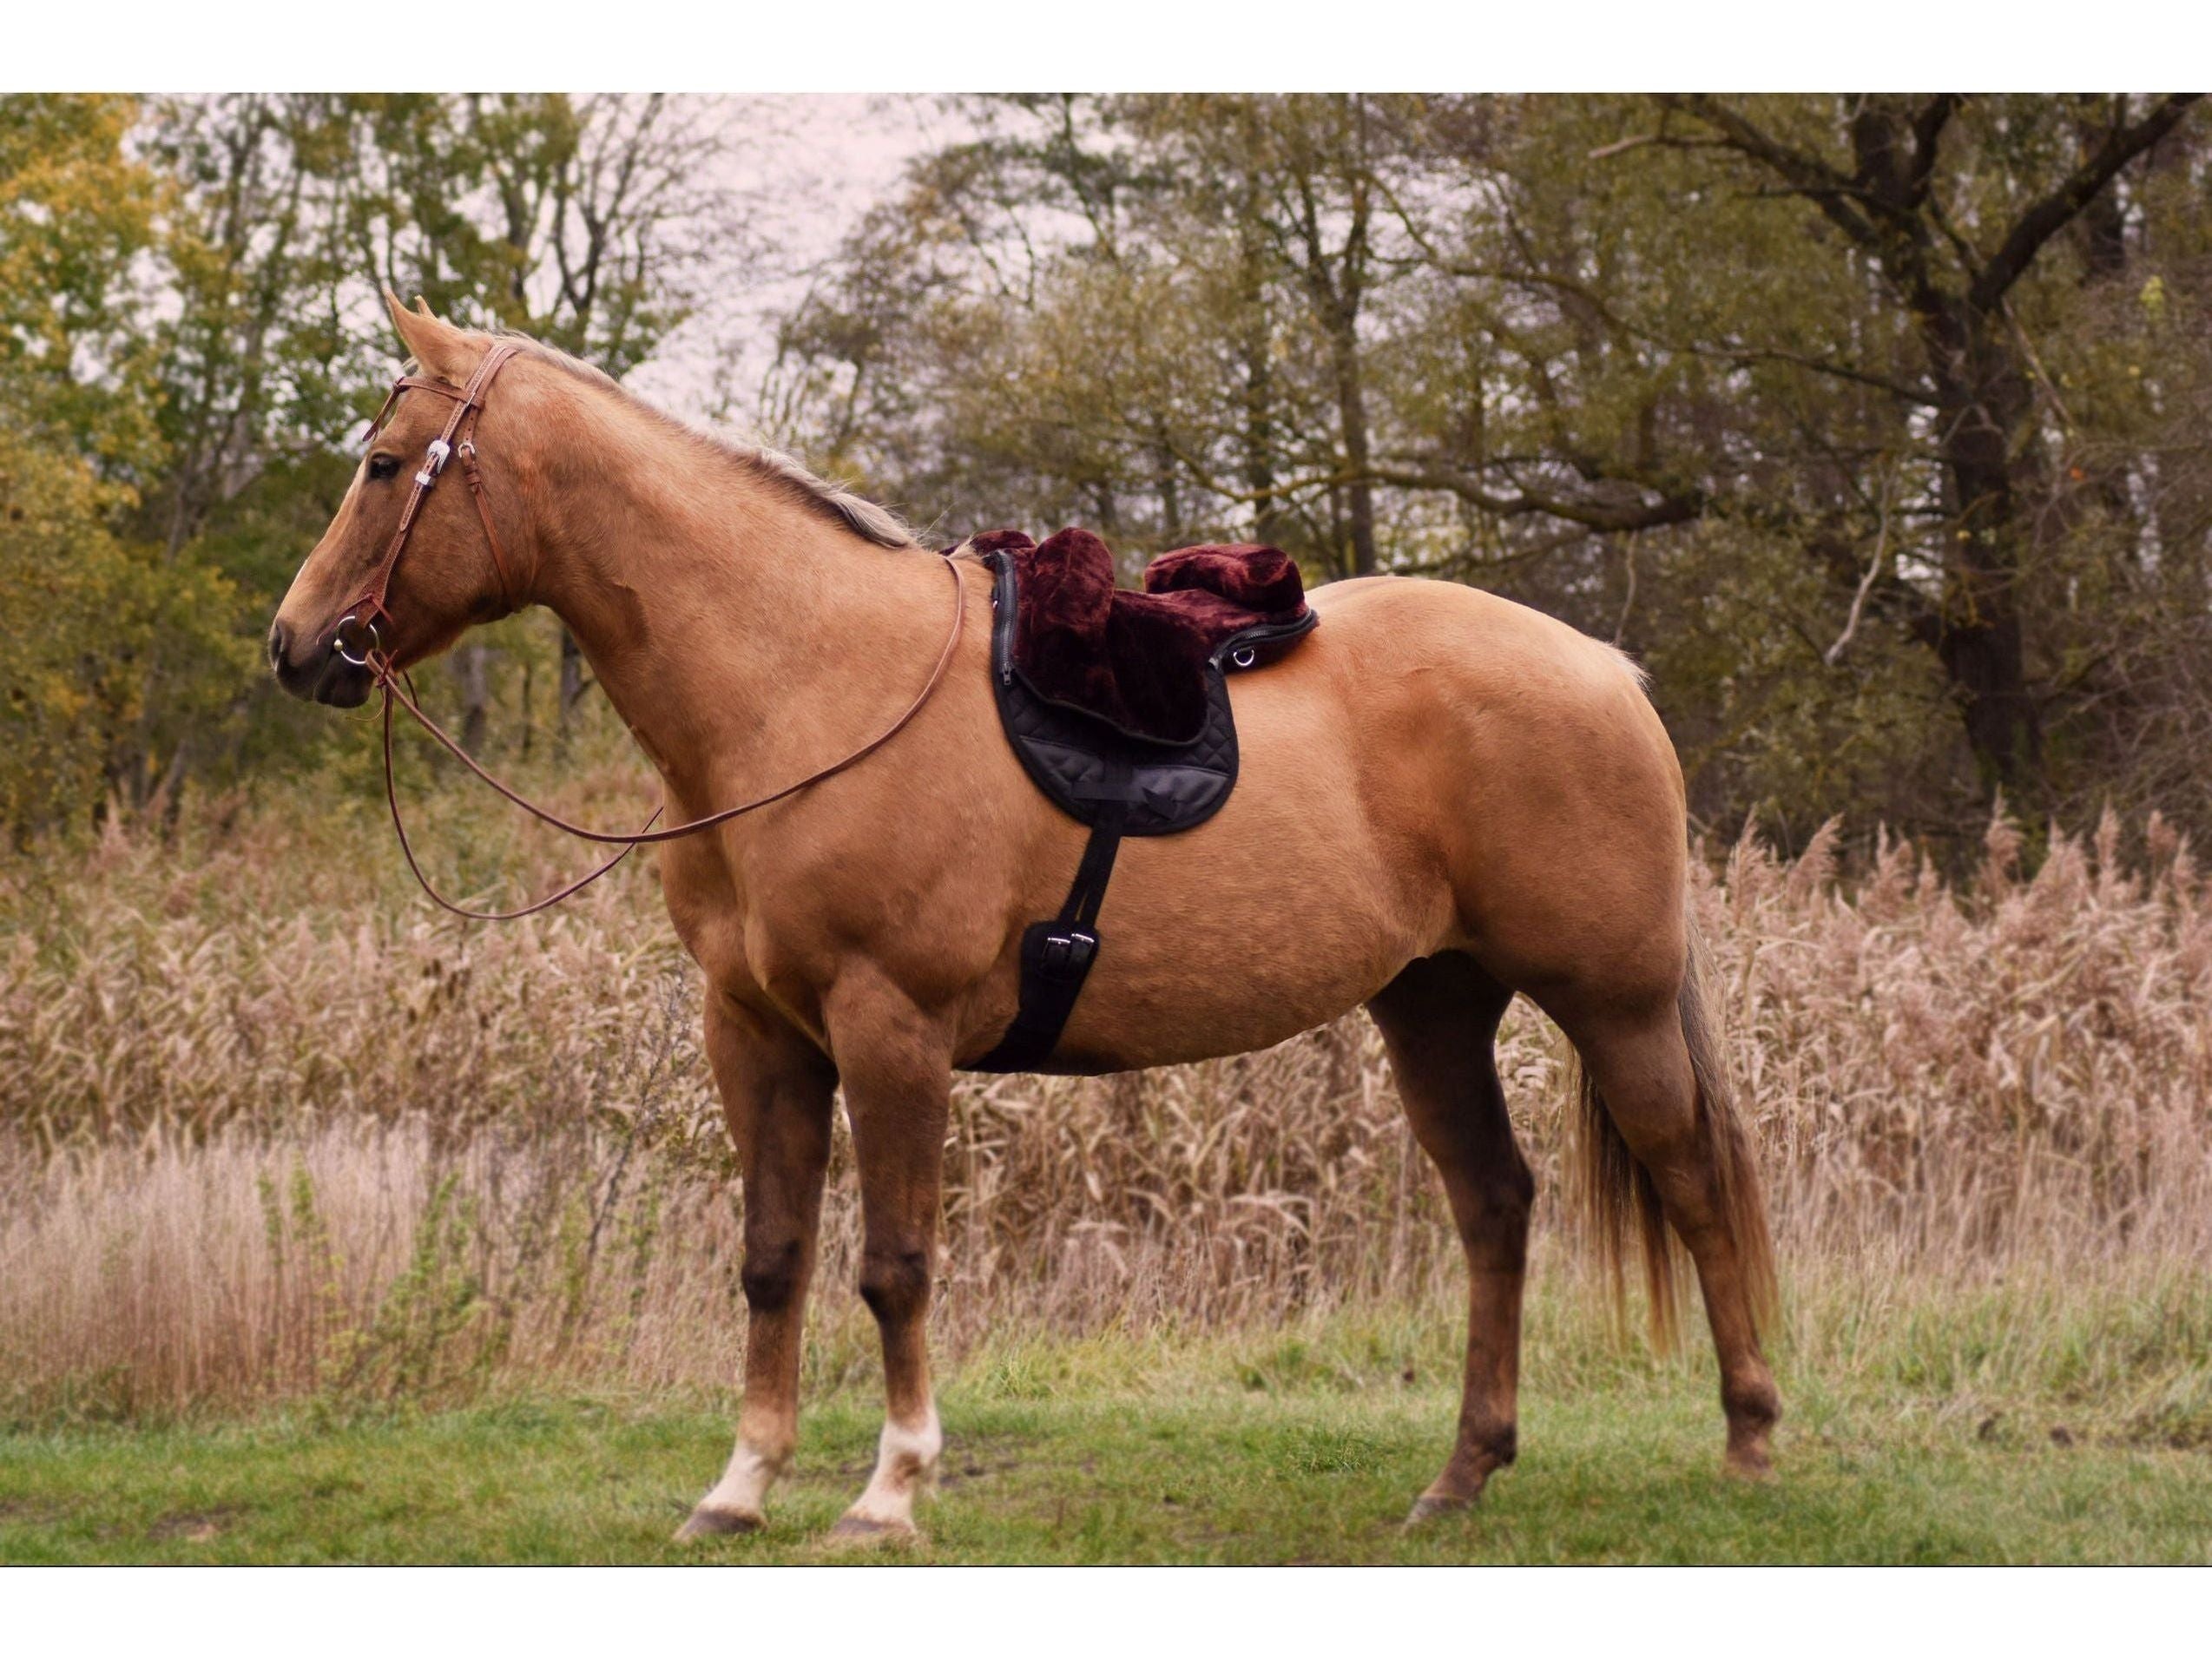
<box><xmin>1453</xmin><ymin>1153</ymin><xmax>1534</xmax><ymax>1268</ymax></box>
<box><xmin>857</xmin><ymin>1245</ymin><xmax>932</xmax><ymax>1325</ymax></box>
<box><xmin>741</xmin><ymin>1238</ymin><xmax>806</xmax><ymax>1315</ymax></box>
<box><xmin>1723</xmin><ymin>1373</ymin><xmax>1781</xmax><ymax>1432</ymax></box>
<box><xmin>1488</xmin><ymin>1152</ymin><xmax>1536</xmax><ymax>1220</ymax></box>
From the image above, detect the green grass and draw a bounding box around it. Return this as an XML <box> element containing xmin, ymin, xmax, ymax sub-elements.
<box><xmin>6</xmin><ymin>1320</ymin><xmax>2211</xmax><ymax>1564</ymax></box>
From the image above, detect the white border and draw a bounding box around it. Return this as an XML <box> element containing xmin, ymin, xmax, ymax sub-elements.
<box><xmin>1</xmin><ymin>1564</ymin><xmax>2201</xmax><ymax>1654</ymax></box>
<box><xmin>3</xmin><ymin>6</ymin><xmax>2203</xmax><ymax>1629</ymax></box>
<box><xmin>5</xmin><ymin>3</ymin><xmax>2209</xmax><ymax>94</ymax></box>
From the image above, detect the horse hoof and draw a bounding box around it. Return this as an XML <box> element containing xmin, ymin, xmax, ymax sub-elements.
<box><xmin>675</xmin><ymin>1504</ymin><xmax>764</xmax><ymax>1541</ymax></box>
<box><xmin>1723</xmin><ymin>1450</ymin><xmax>1776</xmax><ymax>1482</ymax></box>
<box><xmin>826</xmin><ymin>1514</ymin><xmax>918</xmax><ymax>1548</ymax></box>
<box><xmin>1404</xmin><ymin>1491</ymin><xmax>1475</xmax><ymax>1527</ymax></box>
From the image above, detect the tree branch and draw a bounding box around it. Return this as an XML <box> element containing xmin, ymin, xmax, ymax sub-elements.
<box><xmin>1906</xmin><ymin>94</ymin><xmax>1959</xmax><ymax>206</ymax></box>
<box><xmin>1369</xmin><ymin>462</ymin><xmax>1705</xmax><ymax>532</ymax></box>
<box><xmin>1656</xmin><ymin>94</ymin><xmax>1883</xmax><ymax>252</ymax></box>
<box><xmin>1825</xmin><ymin>464</ymin><xmax>1899</xmax><ymax>665</ymax></box>
<box><xmin>1968</xmin><ymin>93</ymin><xmax>2200</xmax><ymax>312</ymax></box>
<box><xmin>1680</xmin><ymin>339</ymin><xmax>1936</xmax><ymax>405</ymax></box>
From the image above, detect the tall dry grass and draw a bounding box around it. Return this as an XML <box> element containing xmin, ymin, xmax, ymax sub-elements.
<box><xmin>3</xmin><ymin>792</ymin><xmax>2209</xmax><ymax>1423</ymax></box>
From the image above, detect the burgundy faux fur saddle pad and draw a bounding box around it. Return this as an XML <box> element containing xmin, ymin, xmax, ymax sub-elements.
<box><xmin>967</xmin><ymin>527</ymin><xmax>1315</xmax><ymax>744</ymax></box>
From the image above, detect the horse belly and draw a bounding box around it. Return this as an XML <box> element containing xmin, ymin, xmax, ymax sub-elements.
<box><xmin>1040</xmin><ymin>680</ymin><xmax>1450</xmax><ymax>1071</ymax></box>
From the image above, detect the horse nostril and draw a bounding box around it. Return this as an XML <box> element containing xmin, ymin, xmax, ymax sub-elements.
<box><xmin>267</xmin><ymin>620</ymin><xmax>291</xmax><ymax>673</ymax></box>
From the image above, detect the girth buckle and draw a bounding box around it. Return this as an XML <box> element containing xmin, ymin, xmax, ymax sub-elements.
<box><xmin>1036</xmin><ymin>928</ymin><xmax>1098</xmax><ymax>980</ymax></box>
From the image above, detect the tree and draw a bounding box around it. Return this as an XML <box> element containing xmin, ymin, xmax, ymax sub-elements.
<box><xmin>764</xmin><ymin>95</ymin><xmax>1413</xmax><ymax>577</ymax></box>
<box><xmin>0</xmin><ymin>96</ymin><xmax>246</xmax><ymax>837</ymax></box>
<box><xmin>1641</xmin><ymin>94</ymin><xmax>2200</xmax><ymax>800</ymax></box>
<box><xmin>765</xmin><ymin>93</ymin><xmax>2212</xmax><ymax>848</ymax></box>
<box><xmin>143</xmin><ymin>94</ymin><xmax>753</xmax><ymax>754</ymax></box>
<box><xmin>0</xmin><ymin>95</ymin><xmax>163</xmax><ymax>471</ymax></box>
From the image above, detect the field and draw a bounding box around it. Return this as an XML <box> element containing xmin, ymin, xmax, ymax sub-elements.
<box><xmin>3</xmin><ymin>755</ymin><xmax>2211</xmax><ymax>1563</ymax></box>
<box><xmin>8</xmin><ymin>1282</ymin><xmax>2212</xmax><ymax>1566</ymax></box>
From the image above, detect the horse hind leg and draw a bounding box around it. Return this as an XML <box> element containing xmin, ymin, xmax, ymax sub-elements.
<box><xmin>1367</xmin><ymin>951</ymin><xmax>1532</xmax><ymax>1522</ymax></box>
<box><xmin>1556</xmin><ymin>962</ymin><xmax>1782</xmax><ymax>1477</ymax></box>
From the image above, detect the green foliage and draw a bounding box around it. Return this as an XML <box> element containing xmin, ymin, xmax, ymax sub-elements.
<box><xmin>0</xmin><ymin>93</ymin><xmax>737</xmax><ymax>841</ymax></box>
<box><xmin>0</xmin><ymin>431</ymin><xmax>247</xmax><ymax>836</ymax></box>
<box><xmin>0</xmin><ymin>94</ymin><xmax>164</xmax><ymax>471</ymax></box>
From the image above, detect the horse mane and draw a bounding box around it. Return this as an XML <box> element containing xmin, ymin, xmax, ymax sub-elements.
<box><xmin>458</xmin><ymin>332</ymin><xmax>924</xmax><ymax>551</ymax></box>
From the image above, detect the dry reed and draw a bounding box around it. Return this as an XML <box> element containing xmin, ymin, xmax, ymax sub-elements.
<box><xmin>3</xmin><ymin>794</ymin><xmax>2209</xmax><ymax>1422</ymax></box>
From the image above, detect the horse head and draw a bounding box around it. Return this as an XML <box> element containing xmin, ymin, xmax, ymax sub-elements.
<box><xmin>269</xmin><ymin>293</ymin><xmax>538</xmax><ymax>706</ymax></box>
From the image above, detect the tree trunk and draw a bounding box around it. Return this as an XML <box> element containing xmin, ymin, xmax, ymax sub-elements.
<box><xmin>451</xmin><ymin>642</ymin><xmax>493</xmax><ymax>753</ymax></box>
<box><xmin>1151</xmin><ymin>428</ymin><xmax>1183</xmax><ymax>543</ymax></box>
<box><xmin>1924</xmin><ymin>317</ymin><xmax>2045</xmax><ymax>799</ymax></box>
<box><xmin>1241</xmin><ymin>339</ymin><xmax>1282</xmax><ymax>546</ymax></box>
<box><xmin>1235</xmin><ymin>192</ymin><xmax>1283</xmax><ymax>547</ymax></box>
<box><xmin>557</xmin><ymin>627</ymin><xmax>587</xmax><ymax>751</ymax></box>
<box><xmin>1329</xmin><ymin>314</ymin><xmax>1378</xmax><ymax>577</ymax></box>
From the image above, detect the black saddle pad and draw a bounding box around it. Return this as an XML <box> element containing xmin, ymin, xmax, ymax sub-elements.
<box><xmin>984</xmin><ymin>544</ymin><xmax>1316</xmax><ymax>836</ymax></box>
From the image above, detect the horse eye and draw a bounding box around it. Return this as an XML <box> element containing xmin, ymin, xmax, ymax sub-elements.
<box><xmin>366</xmin><ymin>453</ymin><xmax>401</xmax><ymax>482</ymax></box>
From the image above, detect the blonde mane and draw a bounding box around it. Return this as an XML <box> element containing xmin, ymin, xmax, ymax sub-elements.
<box><xmin>481</xmin><ymin>333</ymin><xmax>923</xmax><ymax>551</ymax></box>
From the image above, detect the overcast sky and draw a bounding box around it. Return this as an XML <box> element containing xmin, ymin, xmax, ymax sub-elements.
<box><xmin>625</xmin><ymin>94</ymin><xmax>964</xmax><ymax>430</ymax></box>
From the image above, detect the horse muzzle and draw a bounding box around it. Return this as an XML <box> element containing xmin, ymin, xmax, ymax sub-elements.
<box><xmin>268</xmin><ymin>617</ymin><xmax>376</xmax><ymax>708</ymax></box>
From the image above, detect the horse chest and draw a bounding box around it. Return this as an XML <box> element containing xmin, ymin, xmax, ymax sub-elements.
<box><xmin>657</xmin><ymin>841</ymin><xmax>764</xmax><ymax>988</ymax></box>
<box><xmin>656</xmin><ymin>837</ymin><xmax>856</xmax><ymax>1037</ymax></box>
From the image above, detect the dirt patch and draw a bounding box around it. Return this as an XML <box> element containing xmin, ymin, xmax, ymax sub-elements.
<box><xmin>149</xmin><ymin>1506</ymin><xmax>243</xmax><ymax>1543</ymax></box>
<box><xmin>833</xmin><ymin>1429</ymin><xmax>1037</xmax><ymax>1485</ymax></box>
<box><xmin>936</xmin><ymin>1454</ymin><xmax>1022</xmax><ymax>1491</ymax></box>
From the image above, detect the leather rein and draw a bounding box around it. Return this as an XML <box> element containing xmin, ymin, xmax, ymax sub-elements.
<box><xmin>340</xmin><ymin>345</ymin><xmax>967</xmax><ymax>921</ymax></box>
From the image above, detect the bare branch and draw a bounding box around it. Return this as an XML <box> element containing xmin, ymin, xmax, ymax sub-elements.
<box><xmin>1370</xmin><ymin>460</ymin><xmax>1705</xmax><ymax>533</ymax></box>
<box><xmin>1656</xmin><ymin>94</ymin><xmax>1883</xmax><ymax>252</ymax></box>
<box><xmin>1905</xmin><ymin>94</ymin><xmax>1959</xmax><ymax>205</ymax></box>
<box><xmin>1826</xmin><ymin>464</ymin><xmax>1899</xmax><ymax>665</ymax></box>
<box><xmin>1587</xmin><ymin>132</ymin><xmax>1662</xmax><ymax>161</ymax></box>
<box><xmin>1969</xmin><ymin>93</ymin><xmax>2200</xmax><ymax>312</ymax></box>
<box><xmin>1681</xmin><ymin>339</ymin><xmax>1936</xmax><ymax>405</ymax></box>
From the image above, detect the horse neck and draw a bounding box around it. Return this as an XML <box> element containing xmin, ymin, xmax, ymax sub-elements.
<box><xmin>520</xmin><ymin>402</ymin><xmax>938</xmax><ymax>811</ymax></box>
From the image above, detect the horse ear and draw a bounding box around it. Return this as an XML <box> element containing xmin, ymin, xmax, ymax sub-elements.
<box><xmin>384</xmin><ymin>288</ymin><xmax>477</xmax><ymax>385</ymax></box>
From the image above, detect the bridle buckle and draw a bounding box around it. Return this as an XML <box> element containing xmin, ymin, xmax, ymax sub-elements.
<box><xmin>415</xmin><ymin>437</ymin><xmax>452</xmax><ymax>488</ymax></box>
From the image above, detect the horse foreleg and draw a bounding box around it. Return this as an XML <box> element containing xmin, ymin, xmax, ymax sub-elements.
<box><xmin>1369</xmin><ymin>952</ymin><xmax>1531</xmax><ymax>1522</ymax></box>
<box><xmin>826</xmin><ymin>991</ymin><xmax>951</xmax><ymax>1543</ymax></box>
<box><xmin>678</xmin><ymin>999</ymin><xmax>836</xmax><ymax>1541</ymax></box>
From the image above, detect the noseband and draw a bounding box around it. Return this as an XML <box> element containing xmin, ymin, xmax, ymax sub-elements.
<box><xmin>339</xmin><ymin>346</ymin><xmax>968</xmax><ymax>920</ymax></box>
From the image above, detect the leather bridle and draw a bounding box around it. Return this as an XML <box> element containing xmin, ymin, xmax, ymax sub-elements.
<box><xmin>339</xmin><ymin>341</ymin><xmax>528</xmax><ymax>666</ymax></box>
<box><xmin>339</xmin><ymin>346</ymin><xmax>968</xmax><ymax>921</ymax></box>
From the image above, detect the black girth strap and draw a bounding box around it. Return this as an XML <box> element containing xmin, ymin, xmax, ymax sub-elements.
<box><xmin>964</xmin><ymin>539</ymin><xmax>1315</xmax><ymax>1073</ymax></box>
<box><xmin>974</xmin><ymin>801</ymin><xmax>1125</xmax><ymax>1072</ymax></box>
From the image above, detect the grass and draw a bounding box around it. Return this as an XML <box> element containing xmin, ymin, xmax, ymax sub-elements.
<box><xmin>6</xmin><ymin>1327</ymin><xmax>2211</xmax><ymax>1565</ymax></box>
<box><xmin>7</xmin><ymin>1282</ymin><xmax>2212</xmax><ymax>1566</ymax></box>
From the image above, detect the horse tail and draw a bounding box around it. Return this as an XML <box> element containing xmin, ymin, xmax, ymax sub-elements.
<box><xmin>1570</xmin><ymin>912</ymin><xmax>1777</xmax><ymax>1347</ymax></box>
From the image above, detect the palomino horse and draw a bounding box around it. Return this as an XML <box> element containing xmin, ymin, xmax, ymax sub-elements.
<box><xmin>270</xmin><ymin>296</ymin><xmax>1780</xmax><ymax>1543</ymax></box>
